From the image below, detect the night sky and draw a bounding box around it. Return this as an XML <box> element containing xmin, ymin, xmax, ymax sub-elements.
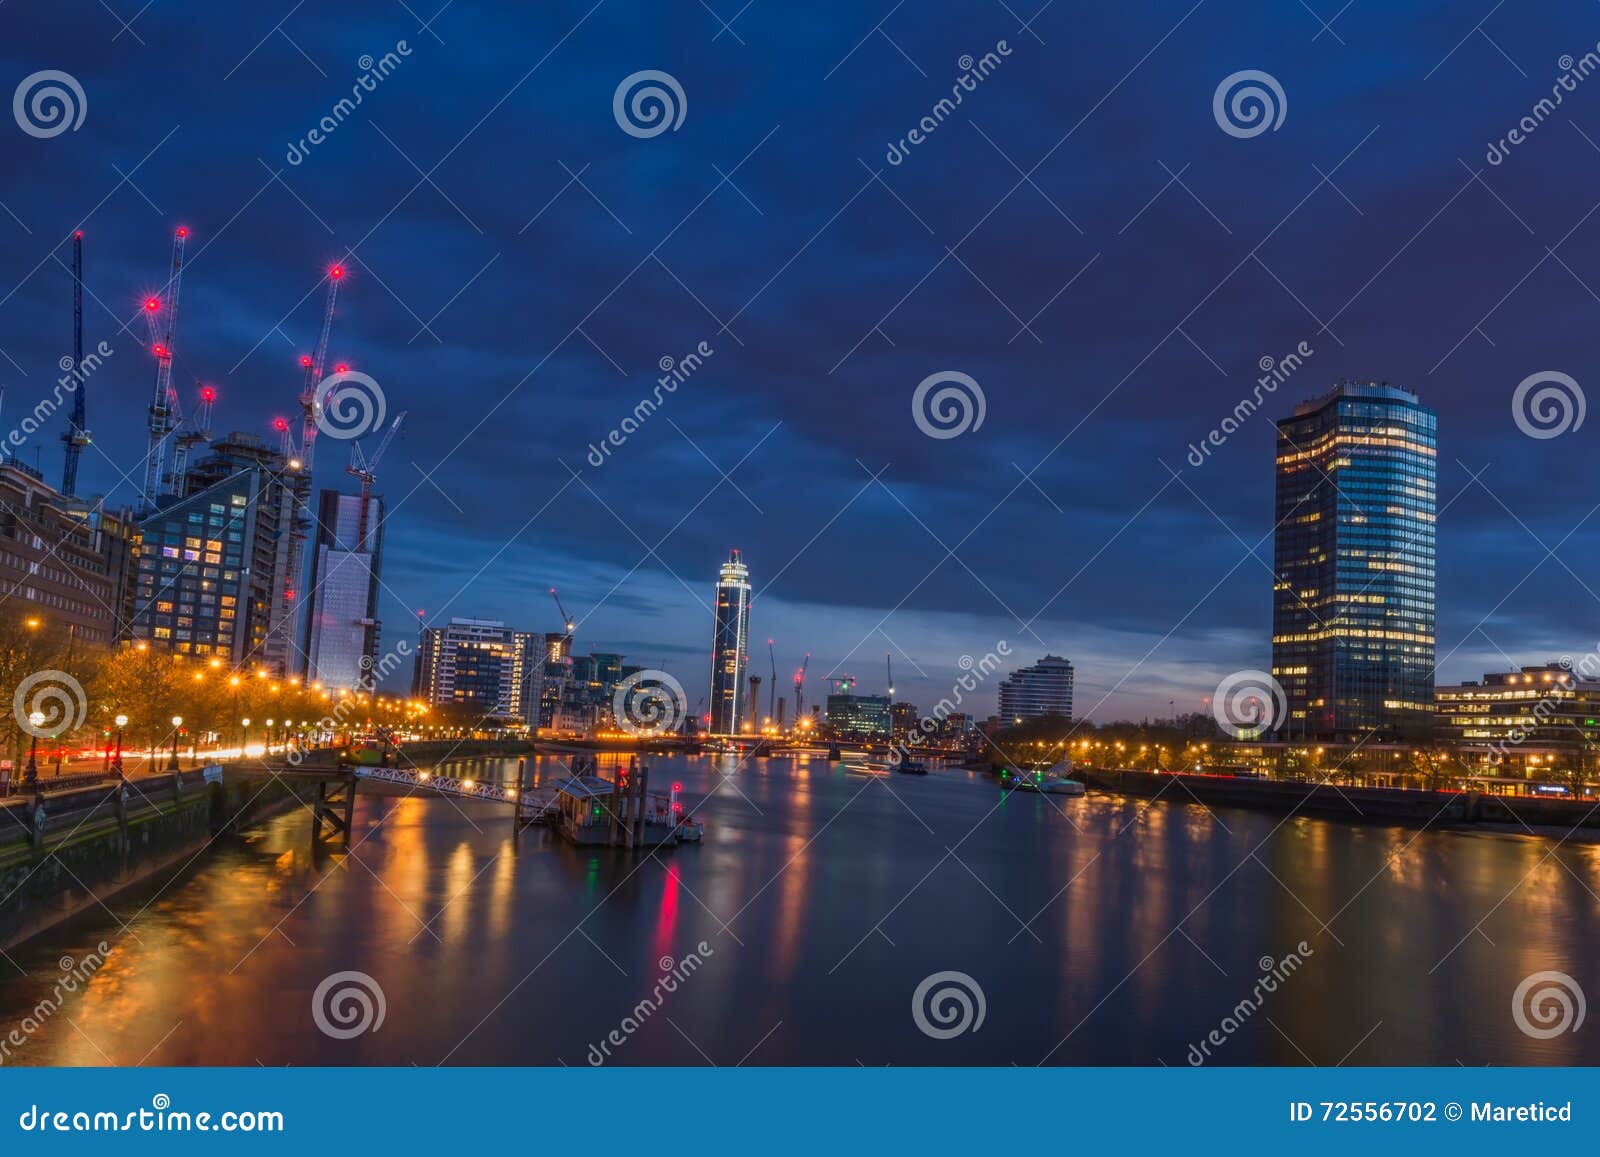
<box><xmin>3</xmin><ymin>0</ymin><xmax>1599</xmax><ymax>720</ymax></box>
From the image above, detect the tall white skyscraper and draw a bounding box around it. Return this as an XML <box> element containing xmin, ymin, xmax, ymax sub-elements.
<box><xmin>709</xmin><ymin>549</ymin><xmax>751</xmax><ymax>735</ymax></box>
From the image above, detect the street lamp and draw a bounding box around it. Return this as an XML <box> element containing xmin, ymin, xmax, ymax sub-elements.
<box><xmin>241</xmin><ymin>717</ymin><xmax>251</xmax><ymax>756</ymax></box>
<box><xmin>168</xmin><ymin>715</ymin><xmax>183</xmax><ymax>771</ymax></box>
<box><xmin>23</xmin><ymin>710</ymin><xmax>43</xmax><ymax>790</ymax></box>
<box><xmin>113</xmin><ymin>714</ymin><xmax>127</xmax><ymax>778</ymax></box>
<box><xmin>265</xmin><ymin>718</ymin><xmax>275</xmax><ymax>751</ymax></box>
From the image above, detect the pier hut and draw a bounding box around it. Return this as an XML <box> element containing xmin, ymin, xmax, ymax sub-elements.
<box><xmin>551</xmin><ymin>761</ymin><xmax>701</xmax><ymax>848</ymax></box>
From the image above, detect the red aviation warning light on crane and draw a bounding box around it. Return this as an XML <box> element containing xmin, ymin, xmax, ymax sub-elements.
<box><xmin>141</xmin><ymin>226</ymin><xmax>187</xmax><ymax>507</ymax></box>
<box><xmin>295</xmin><ymin>263</ymin><xmax>344</xmax><ymax>472</ymax></box>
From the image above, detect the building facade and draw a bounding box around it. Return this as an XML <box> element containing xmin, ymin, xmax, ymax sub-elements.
<box><xmin>301</xmin><ymin>488</ymin><xmax>385</xmax><ymax>691</ymax></box>
<box><xmin>890</xmin><ymin>701</ymin><xmax>920</xmax><ymax>743</ymax></box>
<box><xmin>997</xmin><ymin>655</ymin><xmax>1075</xmax><ymax>723</ymax></box>
<box><xmin>0</xmin><ymin>461</ymin><xmax>138</xmax><ymax>646</ymax></box>
<box><xmin>130</xmin><ymin>433</ymin><xmax>302</xmax><ymax>671</ymax></box>
<box><xmin>1436</xmin><ymin>663</ymin><xmax>1600</xmax><ymax>775</ymax></box>
<box><xmin>535</xmin><ymin>631</ymin><xmax>574</xmax><ymax>731</ymax></box>
<box><xmin>1271</xmin><ymin>381</ymin><xmax>1437</xmax><ymax>741</ymax></box>
<box><xmin>708</xmin><ymin>549</ymin><xmax>751</xmax><ymax>735</ymax></box>
<box><xmin>826</xmin><ymin>689</ymin><xmax>891</xmax><ymax>742</ymax></box>
<box><xmin>411</xmin><ymin>618</ymin><xmax>537</xmax><ymax>721</ymax></box>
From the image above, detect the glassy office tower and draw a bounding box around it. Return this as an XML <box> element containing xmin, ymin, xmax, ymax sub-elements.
<box><xmin>301</xmin><ymin>488</ymin><xmax>384</xmax><ymax>690</ymax></box>
<box><xmin>709</xmin><ymin>549</ymin><xmax>751</xmax><ymax>735</ymax></box>
<box><xmin>825</xmin><ymin>689</ymin><xmax>891</xmax><ymax>742</ymax></box>
<box><xmin>1271</xmin><ymin>381</ymin><xmax>1436</xmax><ymax>741</ymax></box>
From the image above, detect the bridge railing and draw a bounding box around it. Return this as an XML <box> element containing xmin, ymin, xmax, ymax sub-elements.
<box><xmin>353</xmin><ymin>765</ymin><xmax>555</xmax><ymax>817</ymax></box>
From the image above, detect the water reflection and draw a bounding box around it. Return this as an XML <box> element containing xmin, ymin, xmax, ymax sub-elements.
<box><xmin>1</xmin><ymin>754</ymin><xmax>1597</xmax><ymax>1066</ymax></box>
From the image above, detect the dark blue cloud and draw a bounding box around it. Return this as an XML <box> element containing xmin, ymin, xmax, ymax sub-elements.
<box><xmin>4</xmin><ymin>0</ymin><xmax>1600</xmax><ymax>718</ymax></box>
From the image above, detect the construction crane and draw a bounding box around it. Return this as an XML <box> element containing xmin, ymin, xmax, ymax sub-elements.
<box><xmin>793</xmin><ymin>652</ymin><xmax>810</xmax><ymax>722</ymax></box>
<box><xmin>767</xmin><ymin>639</ymin><xmax>778</xmax><ymax>722</ymax></box>
<box><xmin>550</xmin><ymin>587</ymin><xmax>576</xmax><ymax>635</ymax></box>
<box><xmin>886</xmin><ymin>652</ymin><xmax>894</xmax><ymax>700</ymax></box>
<box><xmin>296</xmin><ymin>264</ymin><xmax>343</xmax><ymax>472</ymax></box>
<box><xmin>167</xmin><ymin>384</ymin><xmax>216</xmax><ymax>496</ymax></box>
<box><xmin>59</xmin><ymin>231</ymin><xmax>89</xmax><ymax>497</ymax></box>
<box><xmin>273</xmin><ymin>416</ymin><xmax>294</xmax><ymax>458</ymax></box>
<box><xmin>142</xmin><ymin>226</ymin><xmax>188</xmax><ymax>507</ymax></box>
<box><xmin>542</xmin><ymin>587</ymin><xmax>578</xmax><ymax>734</ymax></box>
<box><xmin>282</xmin><ymin>262</ymin><xmax>343</xmax><ymax>683</ymax></box>
<box><xmin>346</xmin><ymin>411</ymin><xmax>405</xmax><ymax>548</ymax></box>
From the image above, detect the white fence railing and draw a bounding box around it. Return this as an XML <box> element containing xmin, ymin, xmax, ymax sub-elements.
<box><xmin>352</xmin><ymin>765</ymin><xmax>555</xmax><ymax>816</ymax></box>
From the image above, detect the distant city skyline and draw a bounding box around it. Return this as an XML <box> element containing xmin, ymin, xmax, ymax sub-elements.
<box><xmin>3</xmin><ymin>1</ymin><xmax>1597</xmax><ymax>724</ymax></box>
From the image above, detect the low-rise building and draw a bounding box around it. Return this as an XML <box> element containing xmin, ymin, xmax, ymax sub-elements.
<box><xmin>826</xmin><ymin>690</ymin><xmax>891</xmax><ymax>743</ymax></box>
<box><xmin>1435</xmin><ymin>663</ymin><xmax>1600</xmax><ymax>774</ymax></box>
<box><xmin>0</xmin><ymin>460</ymin><xmax>138</xmax><ymax>646</ymax></box>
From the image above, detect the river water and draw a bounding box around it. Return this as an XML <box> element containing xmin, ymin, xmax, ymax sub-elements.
<box><xmin>2</xmin><ymin>753</ymin><xmax>1597</xmax><ymax>1066</ymax></box>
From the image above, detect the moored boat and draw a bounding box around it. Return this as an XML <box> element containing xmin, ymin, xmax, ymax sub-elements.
<box><xmin>1003</xmin><ymin>760</ymin><xmax>1087</xmax><ymax>796</ymax></box>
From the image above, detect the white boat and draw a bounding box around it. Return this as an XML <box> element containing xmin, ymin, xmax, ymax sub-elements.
<box><xmin>843</xmin><ymin>760</ymin><xmax>891</xmax><ymax>777</ymax></box>
<box><xmin>1005</xmin><ymin>761</ymin><xmax>1086</xmax><ymax>796</ymax></box>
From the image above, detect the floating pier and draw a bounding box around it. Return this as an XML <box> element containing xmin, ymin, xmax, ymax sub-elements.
<box><xmin>550</xmin><ymin>757</ymin><xmax>702</xmax><ymax>848</ymax></box>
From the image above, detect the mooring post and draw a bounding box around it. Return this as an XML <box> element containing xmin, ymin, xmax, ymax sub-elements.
<box><xmin>623</xmin><ymin>757</ymin><xmax>637</xmax><ymax>848</ymax></box>
<box><xmin>634</xmin><ymin>760</ymin><xmax>648</xmax><ymax>848</ymax></box>
<box><xmin>113</xmin><ymin>781</ymin><xmax>129</xmax><ymax>840</ymax></box>
<box><xmin>608</xmin><ymin>764</ymin><xmax>622</xmax><ymax>846</ymax></box>
<box><xmin>341</xmin><ymin>772</ymin><xmax>356</xmax><ymax>834</ymax></box>
<box><xmin>29</xmin><ymin>800</ymin><xmax>45</xmax><ymax>852</ymax></box>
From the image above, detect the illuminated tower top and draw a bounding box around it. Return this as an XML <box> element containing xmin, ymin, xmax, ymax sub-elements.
<box><xmin>719</xmin><ymin>548</ymin><xmax>750</xmax><ymax>587</ymax></box>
